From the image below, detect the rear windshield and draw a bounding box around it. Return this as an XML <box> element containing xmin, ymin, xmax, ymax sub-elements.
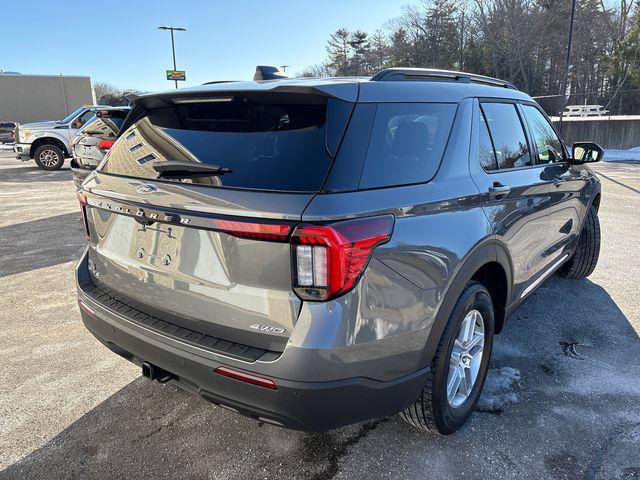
<box><xmin>81</xmin><ymin>115</ymin><xmax>124</xmax><ymax>136</ymax></box>
<box><xmin>100</xmin><ymin>95</ymin><xmax>349</xmax><ymax>192</ymax></box>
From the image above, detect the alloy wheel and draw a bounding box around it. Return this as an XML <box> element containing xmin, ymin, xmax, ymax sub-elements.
<box><xmin>39</xmin><ymin>149</ymin><xmax>60</xmax><ymax>167</ymax></box>
<box><xmin>447</xmin><ymin>309</ymin><xmax>485</xmax><ymax>408</ymax></box>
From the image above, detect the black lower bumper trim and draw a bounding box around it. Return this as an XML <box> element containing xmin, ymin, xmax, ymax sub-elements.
<box><xmin>80</xmin><ymin>274</ymin><xmax>277</xmax><ymax>363</ymax></box>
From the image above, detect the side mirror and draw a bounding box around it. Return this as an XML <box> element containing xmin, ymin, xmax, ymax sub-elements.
<box><xmin>571</xmin><ymin>142</ymin><xmax>603</xmax><ymax>164</ymax></box>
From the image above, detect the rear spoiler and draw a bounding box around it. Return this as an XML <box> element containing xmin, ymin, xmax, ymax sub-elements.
<box><xmin>126</xmin><ymin>83</ymin><xmax>359</xmax><ymax>111</ymax></box>
<box><xmin>118</xmin><ymin>69</ymin><xmax>360</xmax><ymax>138</ymax></box>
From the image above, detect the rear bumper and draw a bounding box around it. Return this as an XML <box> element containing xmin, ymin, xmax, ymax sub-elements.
<box><xmin>75</xmin><ymin>251</ymin><xmax>428</xmax><ymax>431</ymax></box>
<box><xmin>71</xmin><ymin>163</ymin><xmax>92</xmax><ymax>188</ymax></box>
<box><xmin>14</xmin><ymin>143</ymin><xmax>30</xmax><ymax>160</ymax></box>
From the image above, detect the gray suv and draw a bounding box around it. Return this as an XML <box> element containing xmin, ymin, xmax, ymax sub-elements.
<box><xmin>75</xmin><ymin>68</ymin><xmax>602</xmax><ymax>434</ymax></box>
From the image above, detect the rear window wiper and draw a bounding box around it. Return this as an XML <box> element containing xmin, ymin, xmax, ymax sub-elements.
<box><xmin>152</xmin><ymin>160</ymin><xmax>232</xmax><ymax>179</ymax></box>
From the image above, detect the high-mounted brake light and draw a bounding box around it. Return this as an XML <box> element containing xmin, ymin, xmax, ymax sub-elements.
<box><xmin>76</xmin><ymin>191</ymin><xmax>90</xmax><ymax>240</ymax></box>
<box><xmin>214</xmin><ymin>366</ymin><xmax>277</xmax><ymax>390</ymax></box>
<box><xmin>97</xmin><ymin>139</ymin><xmax>115</xmax><ymax>150</ymax></box>
<box><xmin>210</xmin><ymin>218</ymin><xmax>292</xmax><ymax>241</ymax></box>
<box><xmin>291</xmin><ymin>215</ymin><xmax>395</xmax><ymax>301</ymax></box>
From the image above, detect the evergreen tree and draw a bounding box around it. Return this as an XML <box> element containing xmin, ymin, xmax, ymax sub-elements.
<box><xmin>326</xmin><ymin>29</ymin><xmax>351</xmax><ymax>76</ymax></box>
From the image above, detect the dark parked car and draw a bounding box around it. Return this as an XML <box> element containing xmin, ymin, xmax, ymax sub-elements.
<box><xmin>75</xmin><ymin>68</ymin><xmax>602</xmax><ymax>434</ymax></box>
<box><xmin>70</xmin><ymin>107</ymin><xmax>130</xmax><ymax>188</ymax></box>
<box><xmin>0</xmin><ymin>122</ymin><xmax>17</xmax><ymax>143</ymax></box>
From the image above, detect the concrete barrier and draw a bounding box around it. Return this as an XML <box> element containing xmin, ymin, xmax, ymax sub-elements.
<box><xmin>551</xmin><ymin>116</ymin><xmax>640</xmax><ymax>149</ymax></box>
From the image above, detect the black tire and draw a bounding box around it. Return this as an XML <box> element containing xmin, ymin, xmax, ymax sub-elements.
<box><xmin>401</xmin><ymin>281</ymin><xmax>494</xmax><ymax>435</ymax></box>
<box><xmin>558</xmin><ymin>206</ymin><xmax>600</xmax><ymax>279</ymax></box>
<box><xmin>33</xmin><ymin>144</ymin><xmax>65</xmax><ymax>170</ymax></box>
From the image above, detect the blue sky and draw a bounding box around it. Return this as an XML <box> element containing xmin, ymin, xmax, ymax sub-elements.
<box><xmin>3</xmin><ymin>0</ymin><xmax>418</xmax><ymax>92</ymax></box>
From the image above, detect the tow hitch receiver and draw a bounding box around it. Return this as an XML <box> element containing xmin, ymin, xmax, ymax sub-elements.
<box><xmin>142</xmin><ymin>362</ymin><xmax>175</xmax><ymax>383</ymax></box>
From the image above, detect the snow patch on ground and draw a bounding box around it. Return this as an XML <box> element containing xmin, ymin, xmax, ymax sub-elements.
<box><xmin>603</xmin><ymin>147</ymin><xmax>640</xmax><ymax>162</ymax></box>
<box><xmin>476</xmin><ymin>367</ymin><xmax>527</xmax><ymax>414</ymax></box>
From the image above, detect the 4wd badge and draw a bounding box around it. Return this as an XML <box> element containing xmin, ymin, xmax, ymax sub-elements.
<box><xmin>249</xmin><ymin>324</ymin><xmax>286</xmax><ymax>334</ymax></box>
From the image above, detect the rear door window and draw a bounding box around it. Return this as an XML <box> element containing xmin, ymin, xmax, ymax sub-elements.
<box><xmin>358</xmin><ymin>103</ymin><xmax>457</xmax><ymax>189</ymax></box>
<box><xmin>480</xmin><ymin>103</ymin><xmax>533</xmax><ymax>169</ymax></box>
<box><xmin>100</xmin><ymin>95</ymin><xmax>349</xmax><ymax>192</ymax></box>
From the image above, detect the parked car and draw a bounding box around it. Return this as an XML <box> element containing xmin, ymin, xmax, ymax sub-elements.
<box><xmin>0</xmin><ymin>122</ymin><xmax>17</xmax><ymax>144</ymax></box>
<box><xmin>70</xmin><ymin>107</ymin><xmax>130</xmax><ymax>188</ymax></box>
<box><xmin>75</xmin><ymin>68</ymin><xmax>602</xmax><ymax>434</ymax></box>
<box><xmin>13</xmin><ymin>105</ymin><xmax>109</xmax><ymax>170</ymax></box>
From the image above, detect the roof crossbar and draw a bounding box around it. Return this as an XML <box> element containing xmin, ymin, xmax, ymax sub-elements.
<box><xmin>370</xmin><ymin>68</ymin><xmax>517</xmax><ymax>90</ymax></box>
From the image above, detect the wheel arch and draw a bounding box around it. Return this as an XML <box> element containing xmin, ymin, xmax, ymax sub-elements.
<box><xmin>30</xmin><ymin>136</ymin><xmax>69</xmax><ymax>158</ymax></box>
<box><xmin>418</xmin><ymin>240</ymin><xmax>513</xmax><ymax>369</ymax></box>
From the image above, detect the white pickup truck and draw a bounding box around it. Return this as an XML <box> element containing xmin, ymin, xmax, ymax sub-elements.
<box><xmin>14</xmin><ymin>105</ymin><xmax>109</xmax><ymax>170</ymax></box>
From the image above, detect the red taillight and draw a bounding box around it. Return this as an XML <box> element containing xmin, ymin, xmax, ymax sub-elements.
<box><xmin>291</xmin><ymin>215</ymin><xmax>395</xmax><ymax>301</ymax></box>
<box><xmin>76</xmin><ymin>191</ymin><xmax>90</xmax><ymax>240</ymax></box>
<box><xmin>97</xmin><ymin>139</ymin><xmax>115</xmax><ymax>150</ymax></box>
<box><xmin>214</xmin><ymin>366</ymin><xmax>277</xmax><ymax>390</ymax></box>
<box><xmin>210</xmin><ymin>218</ymin><xmax>292</xmax><ymax>241</ymax></box>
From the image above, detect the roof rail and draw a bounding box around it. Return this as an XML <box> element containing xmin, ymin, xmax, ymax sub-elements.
<box><xmin>370</xmin><ymin>68</ymin><xmax>517</xmax><ymax>89</ymax></box>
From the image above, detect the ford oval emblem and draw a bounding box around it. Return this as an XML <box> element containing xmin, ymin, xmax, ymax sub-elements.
<box><xmin>136</xmin><ymin>184</ymin><xmax>157</xmax><ymax>194</ymax></box>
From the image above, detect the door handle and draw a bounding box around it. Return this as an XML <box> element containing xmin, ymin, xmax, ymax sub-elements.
<box><xmin>553</xmin><ymin>177</ymin><xmax>566</xmax><ymax>186</ymax></box>
<box><xmin>488</xmin><ymin>182</ymin><xmax>511</xmax><ymax>197</ymax></box>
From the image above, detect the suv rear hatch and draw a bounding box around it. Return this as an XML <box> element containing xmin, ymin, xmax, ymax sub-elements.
<box><xmin>81</xmin><ymin>86</ymin><xmax>356</xmax><ymax>353</ymax></box>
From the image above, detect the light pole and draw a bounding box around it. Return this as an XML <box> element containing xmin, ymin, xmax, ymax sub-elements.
<box><xmin>558</xmin><ymin>0</ymin><xmax>577</xmax><ymax>133</ymax></box>
<box><xmin>158</xmin><ymin>26</ymin><xmax>186</xmax><ymax>89</ymax></box>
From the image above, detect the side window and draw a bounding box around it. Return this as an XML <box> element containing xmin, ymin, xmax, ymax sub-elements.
<box><xmin>359</xmin><ymin>103</ymin><xmax>457</xmax><ymax>189</ymax></box>
<box><xmin>481</xmin><ymin>103</ymin><xmax>532</xmax><ymax>170</ymax></box>
<box><xmin>76</xmin><ymin>110</ymin><xmax>95</xmax><ymax>127</ymax></box>
<box><xmin>479</xmin><ymin>110</ymin><xmax>498</xmax><ymax>171</ymax></box>
<box><xmin>522</xmin><ymin>105</ymin><xmax>564</xmax><ymax>164</ymax></box>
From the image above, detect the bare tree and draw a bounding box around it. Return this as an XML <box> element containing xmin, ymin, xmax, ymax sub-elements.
<box><xmin>300</xmin><ymin>63</ymin><xmax>331</xmax><ymax>78</ymax></box>
<box><xmin>93</xmin><ymin>81</ymin><xmax>139</xmax><ymax>106</ymax></box>
<box><xmin>307</xmin><ymin>0</ymin><xmax>640</xmax><ymax>114</ymax></box>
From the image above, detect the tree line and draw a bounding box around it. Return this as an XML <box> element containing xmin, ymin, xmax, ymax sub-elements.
<box><xmin>303</xmin><ymin>0</ymin><xmax>639</xmax><ymax>115</ymax></box>
<box><xmin>93</xmin><ymin>82</ymin><xmax>140</xmax><ymax>106</ymax></box>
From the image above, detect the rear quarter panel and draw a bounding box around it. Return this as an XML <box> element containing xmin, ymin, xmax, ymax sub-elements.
<box><xmin>296</xmin><ymin>98</ymin><xmax>496</xmax><ymax>379</ymax></box>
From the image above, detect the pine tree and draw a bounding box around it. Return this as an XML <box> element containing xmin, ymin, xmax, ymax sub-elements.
<box><xmin>326</xmin><ymin>29</ymin><xmax>351</xmax><ymax>76</ymax></box>
<box><xmin>349</xmin><ymin>31</ymin><xmax>370</xmax><ymax>75</ymax></box>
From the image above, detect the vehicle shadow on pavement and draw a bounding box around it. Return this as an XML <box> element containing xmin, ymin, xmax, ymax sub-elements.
<box><xmin>0</xmin><ymin>166</ymin><xmax>72</xmax><ymax>184</ymax></box>
<box><xmin>2</xmin><ymin>278</ymin><xmax>639</xmax><ymax>480</ymax></box>
<box><xmin>0</xmin><ymin>213</ymin><xmax>86</xmax><ymax>278</ymax></box>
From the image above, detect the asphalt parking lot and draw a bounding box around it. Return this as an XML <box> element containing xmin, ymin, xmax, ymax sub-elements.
<box><xmin>0</xmin><ymin>149</ymin><xmax>639</xmax><ymax>480</ymax></box>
